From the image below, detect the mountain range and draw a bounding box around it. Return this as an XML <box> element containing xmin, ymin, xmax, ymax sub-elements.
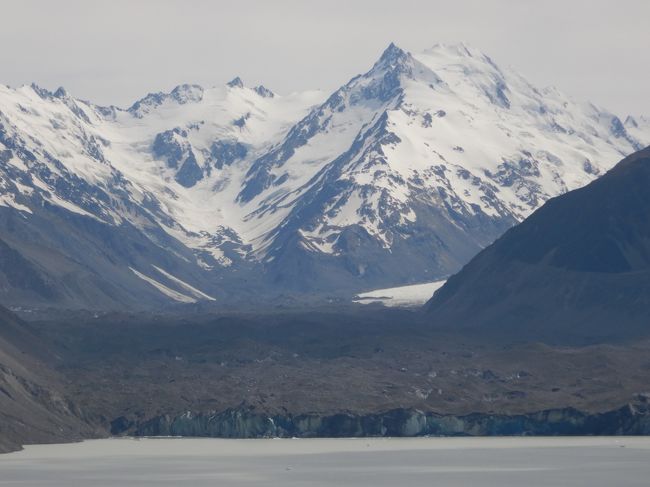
<box><xmin>1</xmin><ymin>42</ymin><xmax>648</xmax><ymax>309</ymax></box>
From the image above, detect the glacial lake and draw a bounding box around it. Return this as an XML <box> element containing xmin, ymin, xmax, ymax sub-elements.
<box><xmin>1</xmin><ymin>437</ymin><xmax>649</xmax><ymax>486</ymax></box>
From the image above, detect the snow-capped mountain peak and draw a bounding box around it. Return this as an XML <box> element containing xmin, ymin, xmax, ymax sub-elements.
<box><xmin>374</xmin><ymin>42</ymin><xmax>411</xmax><ymax>70</ymax></box>
<box><xmin>127</xmin><ymin>83</ymin><xmax>206</xmax><ymax>118</ymax></box>
<box><xmin>254</xmin><ymin>85</ymin><xmax>275</xmax><ymax>98</ymax></box>
<box><xmin>233</xmin><ymin>42</ymin><xmax>649</xmax><ymax>288</ymax></box>
<box><xmin>226</xmin><ymin>77</ymin><xmax>245</xmax><ymax>89</ymax></box>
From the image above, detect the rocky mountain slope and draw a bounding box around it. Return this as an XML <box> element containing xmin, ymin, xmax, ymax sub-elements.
<box><xmin>1</xmin><ymin>43</ymin><xmax>648</xmax><ymax>309</ymax></box>
<box><xmin>0</xmin><ymin>306</ymin><xmax>95</xmax><ymax>452</ymax></box>
<box><xmin>426</xmin><ymin>146</ymin><xmax>650</xmax><ymax>338</ymax></box>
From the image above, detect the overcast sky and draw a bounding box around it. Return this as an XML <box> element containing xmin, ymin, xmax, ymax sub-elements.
<box><xmin>1</xmin><ymin>0</ymin><xmax>648</xmax><ymax>115</ymax></box>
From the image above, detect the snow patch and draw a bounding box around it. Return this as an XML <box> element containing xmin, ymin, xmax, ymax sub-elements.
<box><xmin>129</xmin><ymin>267</ymin><xmax>197</xmax><ymax>303</ymax></box>
<box><xmin>151</xmin><ymin>265</ymin><xmax>216</xmax><ymax>301</ymax></box>
<box><xmin>0</xmin><ymin>193</ymin><xmax>32</xmax><ymax>214</ymax></box>
<box><xmin>354</xmin><ymin>280</ymin><xmax>446</xmax><ymax>307</ymax></box>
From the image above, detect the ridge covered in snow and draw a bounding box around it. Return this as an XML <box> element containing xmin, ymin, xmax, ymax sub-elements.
<box><xmin>0</xmin><ymin>42</ymin><xmax>648</xmax><ymax>307</ymax></box>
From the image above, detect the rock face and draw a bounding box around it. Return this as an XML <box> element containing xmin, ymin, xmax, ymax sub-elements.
<box><xmin>115</xmin><ymin>403</ymin><xmax>650</xmax><ymax>438</ymax></box>
<box><xmin>0</xmin><ymin>43</ymin><xmax>648</xmax><ymax>309</ymax></box>
<box><xmin>426</xmin><ymin>146</ymin><xmax>650</xmax><ymax>337</ymax></box>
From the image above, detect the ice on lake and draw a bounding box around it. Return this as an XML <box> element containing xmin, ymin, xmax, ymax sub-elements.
<box><xmin>1</xmin><ymin>437</ymin><xmax>650</xmax><ymax>486</ymax></box>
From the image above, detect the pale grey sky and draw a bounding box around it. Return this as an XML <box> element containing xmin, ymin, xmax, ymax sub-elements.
<box><xmin>1</xmin><ymin>0</ymin><xmax>648</xmax><ymax>115</ymax></box>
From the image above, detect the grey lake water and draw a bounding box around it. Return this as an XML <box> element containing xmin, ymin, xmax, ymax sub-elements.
<box><xmin>1</xmin><ymin>437</ymin><xmax>649</xmax><ymax>486</ymax></box>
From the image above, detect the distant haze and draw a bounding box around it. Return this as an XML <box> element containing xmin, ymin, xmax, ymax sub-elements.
<box><xmin>1</xmin><ymin>0</ymin><xmax>648</xmax><ymax>116</ymax></box>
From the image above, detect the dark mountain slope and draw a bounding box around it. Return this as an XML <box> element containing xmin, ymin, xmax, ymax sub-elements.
<box><xmin>0</xmin><ymin>201</ymin><xmax>241</xmax><ymax>310</ymax></box>
<box><xmin>426</xmin><ymin>146</ymin><xmax>650</xmax><ymax>340</ymax></box>
<box><xmin>0</xmin><ymin>306</ymin><xmax>96</xmax><ymax>452</ymax></box>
